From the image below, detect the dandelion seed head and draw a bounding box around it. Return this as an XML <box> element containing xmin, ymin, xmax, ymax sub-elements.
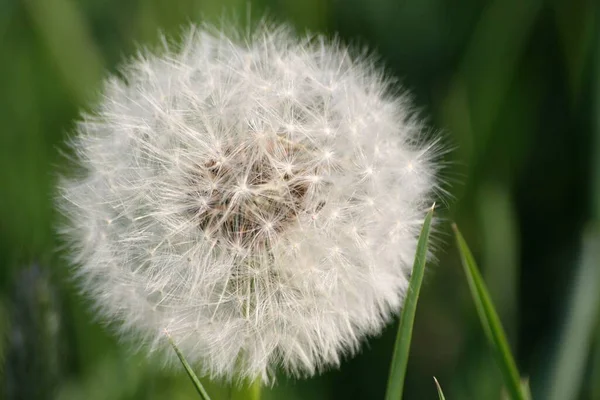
<box><xmin>58</xmin><ymin>23</ymin><xmax>441</xmax><ymax>383</ymax></box>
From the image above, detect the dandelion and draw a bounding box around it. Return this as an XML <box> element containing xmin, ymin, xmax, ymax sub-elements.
<box><xmin>58</xmin><ymin>23</ymin><xmax>440</xmax><ymax>383</ymax></box>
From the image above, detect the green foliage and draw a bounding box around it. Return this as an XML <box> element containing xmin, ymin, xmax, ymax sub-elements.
<box><xmin>433</xmin><ymin>377</ymin><xmax>445</xmax><ymax>400</ymax></box>
<box><xmin>385</xmin><ymin>206</ymin><xmax>434</xmax><ymax>400</ymax></box>
<box><xmin>541</xmin><ymin>228</ymin><xmax>600</xmax><ymax>400</ymax></box>
<box><xmin>167</xmin><ymin>334</ymin><xmax>213</xmax><ymax>400</ymax></box>
<box><xmin>453</xmin><ymin>224</ymin><xmax>529</xmax><ymax>400</ymax></box>
<box><xmin>229</xmin><ymin>379</ymin><xmax>262</xmax><ymax>400</ymax></box>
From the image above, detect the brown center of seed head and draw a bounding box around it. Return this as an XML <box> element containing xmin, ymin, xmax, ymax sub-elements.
<box><xmin>189</xmin><ymin>135</ymin><xmax>314</xmax><ymax>250</ymax></box>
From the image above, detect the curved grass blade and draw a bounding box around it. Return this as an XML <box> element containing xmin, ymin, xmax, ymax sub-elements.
<box><xmin>166</xmin><ymin>331</ymin><xmax>212</xmax><ymax>400</ymax></box>
<box><xmin>452</xmin><ymin>224</ymin><xmax>528</xmax><ymax>400</ymax></box>
<box><xmin>385</xmin><ymin>204</ymin><xmax>435</xmax><ymax>400</ymax></box>
<box><xmin>433</xmin><ymin>377</ymin><xmax>446</xmax><ymax>400</ymax></box>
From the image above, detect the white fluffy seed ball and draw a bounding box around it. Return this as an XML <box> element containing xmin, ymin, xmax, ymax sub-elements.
<box><xmin>58</xmin><ymin>23</ymin><xmax>440</xmax><ymax>383</ymax></box>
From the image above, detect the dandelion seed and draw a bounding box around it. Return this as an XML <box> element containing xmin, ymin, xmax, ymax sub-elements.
<box><xmin>57</xmin><ymin>22</ymin><xmax>441</xmax><ymax>383</ymax></box>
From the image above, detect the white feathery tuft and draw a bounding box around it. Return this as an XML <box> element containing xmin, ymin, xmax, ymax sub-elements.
<box><xmin>57</xmin><ymin>23</ymin><xmax>441</xmax><ymax>383</ymax></box>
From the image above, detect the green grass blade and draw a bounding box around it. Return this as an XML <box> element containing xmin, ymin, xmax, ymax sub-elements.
<box><xmin>543</xmin><ymin>227</ymin><xmax>600</xmax><ymax>400</ymax></box>
<box><xmin>452</xmin><ymin>224</ymin><xmax>527</xmax><ymax>400</ymax></box>
<box><xmin>433</xmin><ymin>377</ymin><xmax>446</xmax><ymax>400</ymax></box>
<box><xmin>385</xmin><ymin>204</ymin><xmax>435</xmax><ymax>400</ymax></box>
<box><xmin>166</xmin><ymin>331</ymin><xmax>212</xmax><ymax>400</ymax></box>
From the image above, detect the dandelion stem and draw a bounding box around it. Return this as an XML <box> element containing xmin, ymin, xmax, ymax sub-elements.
<box><xmin>228</xmin><ymin>377</ymin><xmax>261</xmax><ymax>400</ymax></box>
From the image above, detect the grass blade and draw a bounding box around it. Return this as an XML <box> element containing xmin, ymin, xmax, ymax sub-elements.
<box><xmin>385</xmin><ymin>204</ymin><xmax>435</xmax><ymax>400</ymax></box>
<box><xmin>166</xmin><ymin>331</ymin><xmax>212</xmax><ymax>400</ymax></box>
<box><xmin>543</xmin><ymin>227</ymin><xmax>600</xmax><ymax>400</ymax></box>
<box><xmin>452</xmin><ymin>224</ymin><xmax>528</xmax><ymax>400</ymax></box>
<box><xmin>433</xmin><ymin>377</ymin><xmax>446</xmax><ymax>400</ymax></box>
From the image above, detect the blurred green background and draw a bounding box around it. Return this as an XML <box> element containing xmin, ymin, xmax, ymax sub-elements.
<box><xmin>0</xmin><ymin>0</ymin><xmax>599</xmax><ymax>398</ymax></box>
